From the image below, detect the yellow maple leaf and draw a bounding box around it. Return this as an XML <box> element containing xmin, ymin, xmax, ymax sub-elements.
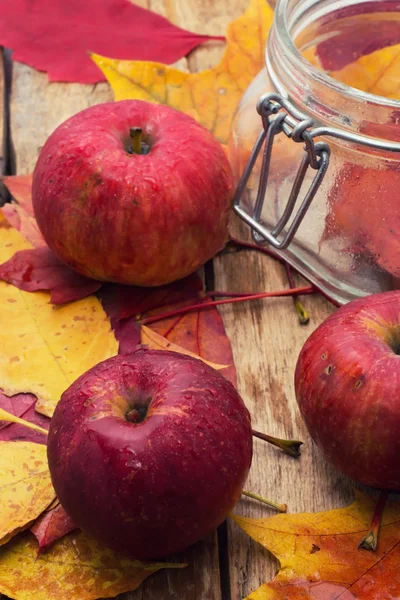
<box><xmin>0</xmin><ymin>213</ymin><xmax>118</xmax><ymax>417</ymax></box>
<box><xmin>302</xmin><ymin>43</ymin><xmax>400</xmax><ymax>100</ymax></box>
<box><xmin>90</xmin><ymin>0</ymin><xmax>273</xmax><ymax>145</ymax></box>
<box><xmin>0</xmin><ymin>442</ymin><xmax>55</xmax><ymax>546</ymax></box>
<box><xmin>0</xmin><ymin>530</ymin><xmax>185</xmax><ymax>600</ymax></box>
<box><xmin>331</xmin><ymin>44</ymin><xmax>400</xmax><ymax>98</ymax></box>
<box><xmin>232</xmin><ymin>490</ymin><xmax>400</xmax><ymax>599</ymax></box>
<box><xmin>140</xmin><ymin>325</ymin><xmax>229</xmax><ymax>371</ymax></box>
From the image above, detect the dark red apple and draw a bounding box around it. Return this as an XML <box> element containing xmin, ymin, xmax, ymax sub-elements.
<box><xmin>32</xmin><ymin>100</ymin><xmax>233</xmax><ymax>286</ymax></box>
<box><xmin>295</xmin><ymin>291</ymin><xmax>400</xmax><ymax>489</ymax></box>
<box><xmin>47</xmin><ymin>349</ymin><xmax>252</xmax><ymax>559</ymax></box>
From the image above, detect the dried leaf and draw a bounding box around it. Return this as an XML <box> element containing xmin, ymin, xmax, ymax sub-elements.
<box><xmin>0</xmin><ymin>441</ymin><xmax>55</xmax><ymax>546</ymax></box>
<box><xmin>1</xmin><ymin>178</ymin><xmax>104</xmax><ymax>302</ymax></box>
<box><xmin>0</xmin><ymin>247</ymin><xmax>102</xmax><ymax>304</ymax></box>
<box><xmin>323</xmin><ymin>163</ymin><xmax>400</xmax><ymax>278</ymax></box>
<box><xmin>0</xmin><ymin>213</ymin><xmax>118</xmax><ymax>417</ymax></box>
<box><xmin>0</xmin><ymin>407</ymin><xmax>47</xmax><ymax>435</ymax></box>
<box><xmin>314</xmin><ymin>15</ymin><xmax>400</xmax><ymax>72</ymax></box>
<box><xmin>0</xmin><ymin>0</ymin><xmax>223</xmax><ymax>84</ymax></box>
<box><xmin>0</xmin><ymin>531</ymin><xmax>185</xmax><ymax>600</ymax></box>
<box><xmin>232</xmin><ymin>490</ymin><xmax>400</xmax><ymax>599</ymax></box>
<box><xmin>1</xmin><ymin>175</ymin><xmax>44</xmax><ymax>248</ymax></box>
<box><xmin>100</xmin><ymin>276</ymin><xmax>237</xmax><ymax>386</ymax></box>
<box><xmin>141</xmin><ymin>325</ymin><xmax>229</xmax><ymax>371</ymax></box>
<box><xmin>100</xmin><ymin>275</ymin><xmax>203</xmax><ymax>323</ymax></box>
<box><xmin>147</xmin><ymin>297</ymin><xmax>237</xmax><ymax>387</ymax></box>
<box><xmin>331</xmin><ymin>43</ymin><xmax>400</xmax><ymax>99</ymax></box>
<box><xmin>91</xmin><ymin>0</ymin><xmax>274</xmax><ymax>145</ymax></box>
<box><xmin>30</xmin><ymin>503</ymin><xmax>77</xmax><ymax>553</ymax></box>
<box><xmin>0</xmin><ymin>390</ymin><xmax>49</xmax><ymax>444</ymax></box>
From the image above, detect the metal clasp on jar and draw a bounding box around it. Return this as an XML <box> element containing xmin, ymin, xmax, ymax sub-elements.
<box><xmin>233</xmin><ymin>92</ymin><xmax>330</xmax><ymax>249</ymax></box>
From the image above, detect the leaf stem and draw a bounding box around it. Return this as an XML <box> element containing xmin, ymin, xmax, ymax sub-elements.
<box><xmin>285</xmin><ymin>263</ymin><xmax>309</xmax><ymax>325</ymax></box>
<box><xmin>226</xmin><ymin>234</ymin><xmax>341</xmax><ymax>308</ymax></box>
<box><xmin>358</xmin><ymin>491</ymin><xmax>389</xmax><ymax>551</ymax></box>
<box><xmin>252</xmin><ymin>429</ymin><xmax>303</xmax><ymax>458</ymax></box>
<box><xmin>204</xmin><ymin>291</ymin><xmax>260</xmax><ymax>298</ymax></box>
<box><xmin>141</xmin><ymin>286</ymin><xmax>315</xmax><ymax>326</ymax></box>
<box><xmin>242</xmin><ymin>490</ymin><xmax>287</xmax><ymax>513</ymax></box>
<box><xmin>227</xmin><ymin>235</ymin><xmax>282</xmax><ymax>262</ymax></box>
<box><xmin>0</xmin><ymin>407</ymin><xmax>48</xmax><ymax>435</ymax></box>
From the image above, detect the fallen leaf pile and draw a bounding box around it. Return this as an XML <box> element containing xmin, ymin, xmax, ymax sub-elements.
<box><xmin>2</xmin><ymin>0</ymin><xmax>400</xmax><ymax>597</ymax></box>
<box><xmin>0</xmin><ymin>390</ymin><xmax>48</xmax><ymax>444</ymax></box>
<box><xmin>0</xmin><ymin>531</ymin><xmax>185</xmax><ymax>600</ymax></box>
<box><xmin>232</xmin><ymin>490</ymin><xmax>400</xmax><ymax>599</ymax></box>
<box><xmin>0</xmin><ymin>442</ymin><xmax>54</xmax><ymax>547</ymax></box>
<box><xmin>0</xmin><ymin>0</ymin><xmax>224</xmax><ymax>83</ymax></box>
<box><xmin>0</xmin><ymin>0</ymin><xmax>243</xmax><ymax>566</ymax></box>
<box><xmin>0</xmin><ymin>182</ymin><xmax>237</xmax><ymax>596</ymax></box>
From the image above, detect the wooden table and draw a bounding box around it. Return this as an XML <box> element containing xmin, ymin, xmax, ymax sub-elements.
<box><xmin>0</xmin><ymin>1</ymin><xmax>354</xmax><ymax>598</ymax></box>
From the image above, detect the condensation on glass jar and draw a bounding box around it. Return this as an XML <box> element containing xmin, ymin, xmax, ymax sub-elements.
<box><xmin>229</xmin><ymin>0</ymin><xmax>400</xmax><ymax>305</ymax></box>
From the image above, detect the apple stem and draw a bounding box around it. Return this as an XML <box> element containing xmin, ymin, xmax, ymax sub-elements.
<box><xmin>129</xmin><ymin>127</ymin><xmax>143</xmax><ymax>155</ymax></box>
<box><xmin>358</xmin><ymin>491</ymin><xmax>389</xmax><ymax>551</ymax></box>
<box><xmin>140</xmin><ymin>286</ymin><xmax>315</xmax><ymax>326</ymax></box>
<box><xmin>252</xmin><ymin>429</ymin><xmax>303</xmax><ymax>458</ymax></box>
<box><xmin>285</xmin><ymin>263</ymin><xmax>309</xmax><ymax>325</ymax></box>
<box><xmin>242</xmin><ymin>490</ymin><xmax>287</xmax><ymax>513</ymax></box>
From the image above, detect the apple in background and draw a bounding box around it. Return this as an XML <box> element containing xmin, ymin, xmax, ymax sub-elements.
<box><xmin>32</xmin><ymin>100</ymin><xmax>233</xmax><ymax>286</ymax></box>
<box><xmin>47</xmin><ymin>349</ymin><xmax>253</xmax><ymax>559</ymax></box>
<box><xmin>295</xmin><ymin>291</ymin><xmax>400</xmax><ymax>490</ymax></box>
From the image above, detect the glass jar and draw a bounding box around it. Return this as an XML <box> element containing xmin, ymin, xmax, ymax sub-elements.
<box><xmin>229</xmin><ymin>0</ymin><xmax>400</xmax><ymax>305</ymax></box>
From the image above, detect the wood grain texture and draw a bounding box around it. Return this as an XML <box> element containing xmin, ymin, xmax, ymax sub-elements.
<box><xmin>170</xmin><ymin>0</ymin><xmax>355</xmax><ymax>597</ymax></box>
<box><xmin>213</xmin><ymin>224</ymin><xmax>353</xmax><ymax>598</ymax></box>
<box><xmin>9</xmin><ymin>65</ymin><xmax>112</xmax><ymax>174</ymax></box>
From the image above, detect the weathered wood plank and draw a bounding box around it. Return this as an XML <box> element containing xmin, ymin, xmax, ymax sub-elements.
<box><xmin>169</xmin><ymin>0</ymin><xmax>355</xmax><ymax>597</ymax></box>
<box><xmin>213</xmin><ymin>228</ymin><xmax>353</xmax><ymax>598</ymax></box>
<box><xmin>9</xmin><ymin>65</ymin><xmax>112</xmax><ymax>174</ymax></box>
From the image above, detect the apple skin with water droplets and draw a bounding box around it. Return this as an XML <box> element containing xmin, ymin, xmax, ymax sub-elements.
<box><xmin>47</xmin><ymin>348</ymin><xmax>252</xmax><ymax>559</ymax></box>
<box><xmin>295</xmin><ymin>291</ymin><xmax>400</xmax><ymax>490</ymax></box>
<box><xmin>32</xmin><ymin>99</ymin><xmax>233</xmax><ymax>287</ymax></box>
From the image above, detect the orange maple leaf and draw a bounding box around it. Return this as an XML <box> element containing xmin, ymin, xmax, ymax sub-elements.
<box><xmin>303</xmin><ymin>44</ymin><xmax>400</xmax><ymax>100</ymax></box>
<box><xmin>0</xmin><ymin>530</ymin><xmax>185</xmax><ymax>600</ymax></box>
<box><xmin>232</xmin><ymin>490</ymin><xmax>400</xmax><ymax>599</ymax></box>
<box><xmin>90</xmin><ymin>0</ymin><xmax>274</xmax><ymax>145</ymax></box>
<box><xmin>331</xmin><ymin>44</ymin><xmax>400</xmax><ymax>99</ymax></box>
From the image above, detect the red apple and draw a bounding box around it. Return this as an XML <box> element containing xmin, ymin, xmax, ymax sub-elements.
<box><xmin>295</xmin><ymin>291</ymin><xmax>400</xmax><ymax>489</ymax></box>
<box><xmin>47</xmin><ymin>349</ymin><xmax>252</xmax><ymax>559</ymax></box>
<box><xmin>32</xmin><ymin>100</ymin><xmax>233</xmax><ymax>286</ymax></box>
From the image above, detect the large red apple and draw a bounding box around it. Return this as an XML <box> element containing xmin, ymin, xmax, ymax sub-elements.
<box><xmin>32</xmin><ymin>100</ymin><xmax>233</xmax><ymax>286</ymax></box>
<box><xmin>47</xmin><ymin>349</ymin><xmax>252</xmax><ymax>559</ymax></box>
<box><xmin>295</xmin><ymin>291</ymin><xmax>400</xmax><ymax>489</ymax></box>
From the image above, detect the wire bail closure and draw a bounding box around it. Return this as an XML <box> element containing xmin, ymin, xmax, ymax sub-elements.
<box><xmin>233</xmin><ymin>92</ymin><xmax>331</xmax><ymax>249</ymax></box>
